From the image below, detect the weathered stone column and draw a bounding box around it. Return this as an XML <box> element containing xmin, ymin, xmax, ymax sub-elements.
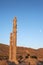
<box><xmin>9</xmin><ymin>17</ymin><xmax>18</xmax><ymax>64</ymax></box>
<box><xmin>9</xmin><ymin>33</ymin><xmax>13</xmax><ymax>61</ymax></box>
<box><xmin>12</xmin><ymin>17</ymin><xmax>18</xmax><ymax>64</ymax></box>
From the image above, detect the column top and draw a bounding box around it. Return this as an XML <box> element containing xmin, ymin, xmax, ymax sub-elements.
<box><xmin>13</xmin><ymin>17</ymin><xmax>17</xmax><ymax>22</ymax></box>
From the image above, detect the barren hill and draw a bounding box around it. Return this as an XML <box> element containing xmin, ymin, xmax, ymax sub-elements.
<box><xmin>0</xmin><ymin>43</ymin><xmax>43</xmax><ymax>65</ymax></box>
<box><xmin>0</xmin><ymin>44</ymin><xmax>43</xmax><ymax>58</ymax></box>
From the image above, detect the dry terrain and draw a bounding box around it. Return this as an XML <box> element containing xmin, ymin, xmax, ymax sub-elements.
<box><xmin>0</xmin><ymin>43</ymin><xmax>43</xmax><ymax>65</ymax></box>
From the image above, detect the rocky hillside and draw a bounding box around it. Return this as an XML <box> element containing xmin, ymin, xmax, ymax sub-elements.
<box><xmin>0</xmin><ymin>43</ymin><xmax>43</xmax><ymax>58</ymax></box>
<box><xmin>0</xmin><ymin>43</ymin><xmax>43</xmax><ymax>65</ymax></box>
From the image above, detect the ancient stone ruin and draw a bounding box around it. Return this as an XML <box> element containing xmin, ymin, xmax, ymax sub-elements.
<box><xmin>9</xmin><ymin>17</ymin><xmax>18</xmax><ymax>64</ymax></box>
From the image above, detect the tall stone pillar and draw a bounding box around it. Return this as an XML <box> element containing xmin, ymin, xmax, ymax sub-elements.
<box><xmin>9</xmin><ymin>17</ymin><xmax>18</xmax><ymax>64</ymax></box>
<box><xmin>12</xmin><ymin>17</ymin><xmax>18</xmax><ymax>64</ymax></box>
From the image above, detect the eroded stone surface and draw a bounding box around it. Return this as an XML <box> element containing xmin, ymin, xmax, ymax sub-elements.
<box><xmin>9</xmin><ymin>17</ymin><xmax>18</xmax><ymax>64</ymax></box>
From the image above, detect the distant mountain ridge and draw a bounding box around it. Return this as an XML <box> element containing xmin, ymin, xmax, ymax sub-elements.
<box><xmin>0</xmin><ymin>43</ymin><xmax>43</xmax><ymax>58</ymax></box>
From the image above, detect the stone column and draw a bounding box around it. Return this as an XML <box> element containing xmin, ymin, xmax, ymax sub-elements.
<box><xmin>9</xmin><ymin>33</ymin><xmax>13</xmax><ymax>61</ymax></box>
<box><xmin>9</xmin><ymin>17</ymin><xmax>18</xmax><ymax>64</ymax></box>
<box><xmin>12</xmin><ymin>17</ymin><xmax>18</xmax><ymax>64</ymax></box>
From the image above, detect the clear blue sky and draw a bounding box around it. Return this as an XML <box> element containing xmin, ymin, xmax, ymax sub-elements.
<box><xmin>0</xmin><ymin>0</ymin><xmax>43</xmax><ymax>49</ymax></box>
